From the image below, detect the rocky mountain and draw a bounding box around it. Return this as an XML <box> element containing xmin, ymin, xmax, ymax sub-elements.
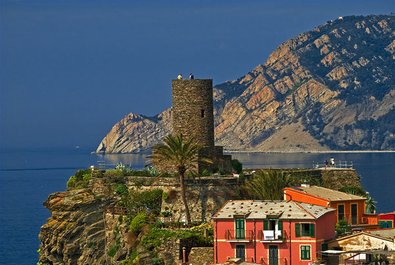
<box><xmin>97</xmin><ymin>15</ymin><xmax>395</xmax><ymax>153</ymax></box>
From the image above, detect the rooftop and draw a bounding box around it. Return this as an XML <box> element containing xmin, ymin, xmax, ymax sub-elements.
<box><xmin>212</xmin><ymin>200</ymin><xmax>335</xmax><ymax>220</ymax></box>
<box><xmin>286</xmin><ymin>186</ymin><xmax>366</xmax><ymax>202</ymax></box>
<box><xmin>367</xmin><ymin>229</ymin><xmax>395</xmax><ymax>240</ymax></box>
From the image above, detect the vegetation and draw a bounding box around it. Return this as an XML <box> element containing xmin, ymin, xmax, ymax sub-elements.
<box><xmin>340</xmin><ymin>186</ymin><xmax>377</xmax><ymax>213</ymax></box>
<box><xmin>66</xmin><ymin>169</ymin><xmax>92</xmax><ymax>189</ymax></box>
<box><xmin>339</xmin><ymin>186</ymin><xmax>366</xmax><ymax>196</ymax></box>
<box><xmin>335</xmin><ymin>219</ymin><xmax>351</xmax><ymax>236</ymax></box>
<box><xmin>365</xmin><ymin>192</ymin><xmax>377</xmax><ymax>214</ymax></box>
<box><xmin>129</xmin><ymin>212</ymin><xmax>148</xmax><ymax>235</ymax></box>
<box><xmin>242</xmin><ymin>169</ymin><xmax>289</xmax><ymax>200</ymax></box>
<box><xmin>231</xmin><ymin>159</ymin><xmax>243</xmax><ymax>174</ymax></box>
<box><xmin>120</xmin><ymin>188</ymin><xmax>163</xmax><ymax>218</ymax></box>
<box><xmin>152</xmin><ymin>134</ymin><xmax>208</xmax><ymax>224</ymax></box>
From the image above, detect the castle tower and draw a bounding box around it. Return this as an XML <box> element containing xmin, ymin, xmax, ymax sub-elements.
<box><xmin>172</xmin><ymin>79</ymin><xmax>215</xmax><ymax>149</ymax></box>
<box><xmin>170</xmin><ymin>79</ymin><xmax>232</xmax><ymax>173</ymax></box>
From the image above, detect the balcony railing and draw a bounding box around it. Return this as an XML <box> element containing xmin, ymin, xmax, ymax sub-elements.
<box><xmin>257</xmin><ymin>230</ymin><xmax>285</xmax><ymax>242</ymax></box>
<box><xmin>225</xmin><ymin>229</ymin><xmax>254</xmax><ymax>241</ymax></box>
<box><xmin>259</xmin><ymin>257</ymin><xmax>289</xmax><ymax>265</ymax></box>
<box><xmin>339</xmin><ymin>213</ymin><xmax>378</xmax><ymax>226</ymax></box>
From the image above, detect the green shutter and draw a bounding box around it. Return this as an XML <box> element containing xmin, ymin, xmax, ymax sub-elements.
<box><xmin>301</xmin><ymin>246</ymin><xmax>311</xmax><ymax>260</ymax></box>
<box><xmin>309</xmin><ymin>223</ymin><xmax>315</xmax><ymax>237</ymax></box>
<box><xmin>322</xmin><ymin>243</ymin><xmax>328</xmax><ymax>251</ymax></box>
<box><xmin>264</xmin><ymin>220</ymin><xmax>269</xmax><ymax>230</ymax></box>
<box><xmin>278</xmin><ymin>220</ymin><xmax>283</xmax><ymax>230</ymax></box>
<box><xmin>295</xmin><ymin>223</ymin><xmax>300</xmax><ymax>237</ymax></box>
<box><xmin>301</xmin><ymin>246</ymin><xmax>306</xmax><ymax>259</ymax></box>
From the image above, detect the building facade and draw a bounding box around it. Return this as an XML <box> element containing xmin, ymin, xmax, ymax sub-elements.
<box><xmin>283</xmin><ymin>185</ymin><xmax>378</xmax><ymax>228</ymax></box>
<box><xmin>379</xmin><ymin>212</ymin><xmax>395</xmax><ymax>229</ymax></box>
<box><xmin>213</xmin><ymin>200</ymin><xmax>336</xmax><ymax>265</ymax></box>
<box><xmin>327</xmin><ymin>229</ymin><xmax>395</xmax><ymax>264</ymax></box>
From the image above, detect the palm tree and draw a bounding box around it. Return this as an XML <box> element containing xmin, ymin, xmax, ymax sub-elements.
<box><xmin>365</xmin><ymin>192</ymin><xmax>377</xmax><ymax>214</ymax></box>
<box><xmin>242</xmin><ymin>169</ymin><xmax>289</xmax><ymax>200</ymax></box>
<box><xmin>151</xmin><ymin>134</ymin><xmax>201</xmax><ymax>224</ymax></box>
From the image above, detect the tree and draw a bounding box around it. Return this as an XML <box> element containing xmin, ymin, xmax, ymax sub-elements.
<box><xmin>335</xmin><ymin>219</ymin><xmax>351</xmax><ymax>236</ymax></box>
<box><xmin>151</xmin><ymin>134</ymin><xmax>203</xmax><ymax>224</ymax></box>
<box><xmin>242</xmin><ymin>170</ymin><xmax>289</xmax><ymax>200</ymax></box>
<box><xmin>365</xmin><ymin>192</ymin><xmax>377</xmax><ymax>214</ymax></box>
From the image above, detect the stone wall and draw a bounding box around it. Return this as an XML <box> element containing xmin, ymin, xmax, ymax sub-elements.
<box><xmin>125</xmin><ymin>176</ymin><xmax>241</xmax><ymax>223</ymax></box>
<box><xmin>188</xmin><ymin>247</ymin><xmax>214</xmax><ymax>265</ymax></box>
<box><xmin>172</xmin><ymin>79</ymin><xmax>214</xmax><ymax>149</ymax></box>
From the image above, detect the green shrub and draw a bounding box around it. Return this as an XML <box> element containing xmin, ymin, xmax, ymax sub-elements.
<box><xmin>129</xmin><ymin>212</ymin><xmax>148</xmax><ymax>235</ymax></box>
<box><xmin>201</xmin><ymin>169</ymin><xmax>212</xmax><ymax>176</ymax></box>
<box><xmin>67</xmin><ymin>176</ymin><xmax>76</xmax><ymax>188</ymax></box>
<box><xmin>231</xmin><ymin>159</ymin><xmax>243</xmax><ymax>174</ymax></box>
<box><xmin>152</xmin><ymin>257</ymin><xmax>165</xmax><ymax>265</ymax></box>
<box><xmin>107</xmin><ymin>243</ymin><xmax>120</xmax><ymax>257</ymax></box>
<box><xmin>115</xmin><ymin>184</ymin><xmax>128</xmax><ymax>195</ymax></box>
<box><xmin>161</xmin><ymin>211</ymin><xmax>172</xmax><ymax>217</ymax></box>
<box><xmin>336</xmin><ymin>219</ymin><xmax>351</xmax><ymax>236</ymax></box>
<box><xmin>66</xmin><ymin>170</ymin><xmax>91</xmax><ymax>189</ymax></box>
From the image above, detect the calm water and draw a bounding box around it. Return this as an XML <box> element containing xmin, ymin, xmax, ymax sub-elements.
<box><xmin>0</xmin><ymin>149</ymin><xmax>394</xmax><ymax>265</ymax></box>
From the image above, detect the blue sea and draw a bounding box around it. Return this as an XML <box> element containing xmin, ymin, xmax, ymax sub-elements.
<box><xmin>0</xmin><ymin>149</ymin><xmax>394</xmax><ymax>265</ymax></box>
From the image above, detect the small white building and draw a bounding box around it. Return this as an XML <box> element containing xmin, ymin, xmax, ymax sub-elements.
<box><xmin>327</xmin><ymin>229</ymin><xmax>395</xmax><ymax>264</ymax></box>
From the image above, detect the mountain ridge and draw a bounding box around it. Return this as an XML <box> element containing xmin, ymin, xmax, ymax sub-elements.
<box><xmin>97</xmin><ymin>15</ymin><xmax>395</xmax><ymax>153</ymax></box>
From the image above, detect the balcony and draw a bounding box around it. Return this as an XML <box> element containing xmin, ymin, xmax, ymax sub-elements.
<box><xmin>258</xmin><ymin>230</ymin><xmax>284</xmax><ymax>243</ymax></box>
<box><xmin>339</xmin><ymin>214</ymin><xmax>378</xmax><ymax>226</ymax></box>
<box><xmin>225</xmin><ymin>229</ymin><xmax>254</xmax><ymax>242</ymax></box>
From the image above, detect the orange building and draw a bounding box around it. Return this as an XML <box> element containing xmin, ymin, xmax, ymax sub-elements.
<box><xmin>283</xmin><ymin>185</ymin><xmax>378</xmax><ymax>228</ymax></box>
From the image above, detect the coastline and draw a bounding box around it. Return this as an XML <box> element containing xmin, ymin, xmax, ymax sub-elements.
<box><xmin>225</xmin><ymin>150</ymin><xmax>395</xmax><ymax>154</ymax></box>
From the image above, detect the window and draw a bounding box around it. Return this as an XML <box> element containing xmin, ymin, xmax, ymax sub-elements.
<box><xmin>201</xmin><ymin>109</ymin><xmax>205</xmax><ymax>117</ymax></box>
<box><xmin>379</xmin><ymin>220</ymin><xmax>393</xmax><ymax>228</ymax></box>
<box><xmin>235</xmin><ymin>245</ymin><xmax>245</xmax><ymax>261</ymax></box>
<box><xmin>295</xmin><ymin>223</ymin><xmax>315</xmax><ymax>237</ymax></box>
<box><xmin>338</xmin><ymin>205</ymin><xmax>345</xmax><ymax>221</ymax></box>
<box><xmin>264</xmin><ymin>219</ymin><xmax>281</xmax><ymax>230</ymax></box>
<box><xmin>300</xmin><ymin>245</ymin><xmax>311</xmax><ymax>260</ymax></box>
<box><xmin>351</xmin><ymin>204</ymin><xmax>358</xmax><ymax>224</ymax></box>
<box><xmin>235</xmin><ymin>218</ymin><xmax>245</xmax><ymax>239</ymax></box>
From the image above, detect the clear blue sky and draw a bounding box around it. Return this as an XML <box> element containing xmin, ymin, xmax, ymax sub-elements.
<box><xmin>1</xmin><ymin>0</ymin><xmax>393</xmax><ymax>150</ymax></box>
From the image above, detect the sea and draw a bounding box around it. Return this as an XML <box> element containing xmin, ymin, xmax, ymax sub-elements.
<box><xmin>0</xmin><ymin>148</ymin><xmax>394</xmax><ymax>265</ymax></box>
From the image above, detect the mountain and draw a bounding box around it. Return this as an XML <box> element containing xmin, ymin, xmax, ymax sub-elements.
<box><xmin>97</xmin><ymin>15</ymin><xmax>395</xmax><ymax>153</ymax></box>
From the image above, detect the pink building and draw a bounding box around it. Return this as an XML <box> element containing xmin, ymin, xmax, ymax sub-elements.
<box><xmin>379</xmin><ymin>212</ymin><xmax>395</xmax><ymax>228</ymax></box>
<box><xmin>213</xmin><ymin>200</ymin><xmax>336</xmax><ymax>265</ymax></box>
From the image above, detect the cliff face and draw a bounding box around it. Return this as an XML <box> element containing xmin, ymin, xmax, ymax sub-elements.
<box><xmin>97</xmin><ymin>110</ymin><xmax>171</xmax><ymax>153</ymax></box>
<box><xmin>39</xmin><ymin>189</ymin><xmax>107</xmax><ymax>265</ymax></box>
<box><xmin>97</xmin><ymin>15</ymin><xmax>395</xmax><ymax>153</ymax></box>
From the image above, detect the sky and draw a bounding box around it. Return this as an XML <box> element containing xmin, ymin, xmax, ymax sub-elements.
<box><xmin>0</xmin><ymin>0</ymin><xmax>394</xmax><ymax>150</ymax></box>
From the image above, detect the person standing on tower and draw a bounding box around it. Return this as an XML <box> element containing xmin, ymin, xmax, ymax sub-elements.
<box><xmin>177</xmin><ymin>74</ymin><xmax>183</xmax><ymax>80</ymax></box>
<box><xmin>189</xmin><ymin>73</ymin><xmax>194</xmax><ymax>79</ymax></box>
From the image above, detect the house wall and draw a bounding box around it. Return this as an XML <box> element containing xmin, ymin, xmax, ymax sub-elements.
<box><xmin>328</xmin><ymin>233</ymin><xmax>395</xmax><ymax>264</ymax></box>
<box><xmin>283</xmin><ymin>188</ymin><xmax>367</xmax><ymax>225</ymax></box>
<box><xmin>214</xmin><ymin>212</ymin><xmax>337</xmax><ymax>264</ymax></box>
<box><xmin>379</xmin><ymin>213</ymin><xmax>395</xmax><ymax>228</ymax></box>
<box><xmin>283</xmin><ymin>189</ymin><xmax>329</xmax><ymax>207</ymax></box>
<box><xmin>328</xmin><ymin>200</ymin><xmax>365</xmax><ymax>225</ymax></box>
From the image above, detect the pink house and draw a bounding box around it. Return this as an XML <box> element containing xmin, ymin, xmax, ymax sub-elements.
<box><xmin>213</xmin><ymin>200</ymin><xmax>336</xmax><ymax>265</ymax></box>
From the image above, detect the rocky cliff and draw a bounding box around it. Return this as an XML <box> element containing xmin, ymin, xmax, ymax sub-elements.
<box><xmin>39</xmin><ymin>169</ymin><xmax>362</xmax><ymax>264</ymax></box>
<box><xmin>97</xmin><ymin>15</ymin><xmax>395</xmax><ymax>153</ymax></box>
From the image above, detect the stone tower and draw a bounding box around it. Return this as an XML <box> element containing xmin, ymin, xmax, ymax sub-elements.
<box><xmin>171</xmin><ymin>79</ymin><xmax>232</xmax><ymax>173</ymax></box>
<box><xmin>172</xmin><ymin>79</ymin><xmax>214</xmax><ymax>149</ymax></box>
